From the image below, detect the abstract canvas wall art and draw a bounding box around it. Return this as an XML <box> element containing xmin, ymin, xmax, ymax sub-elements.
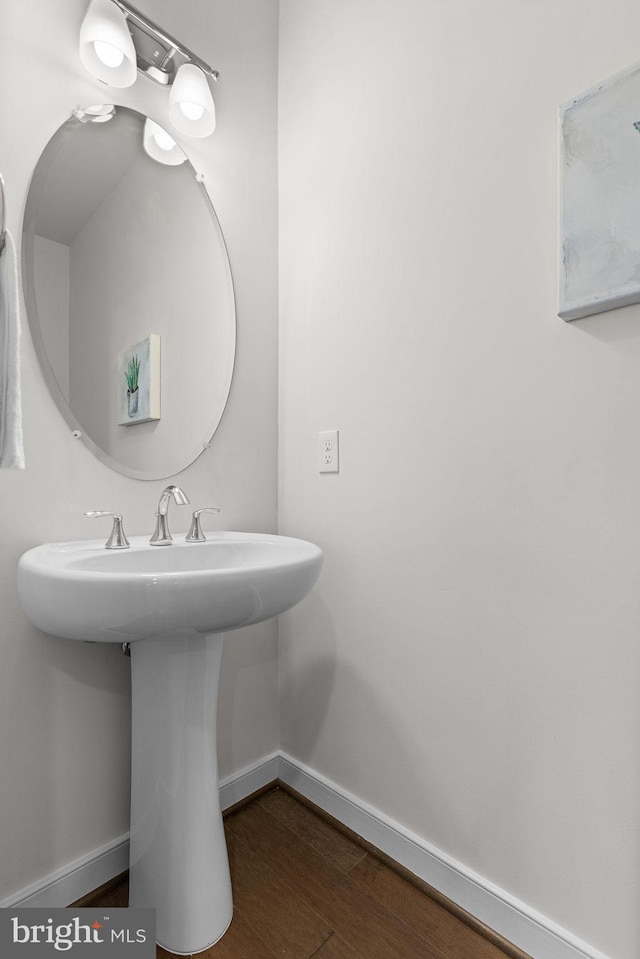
<box><xmin>560</xmin><ymin>62</ymin><xmax>640</xmax><ymax>321</ymax></box>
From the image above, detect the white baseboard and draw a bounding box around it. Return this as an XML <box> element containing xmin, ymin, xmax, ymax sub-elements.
<box><xmin>0</xmin><ymin>751</ymin><xmax>280</xmax><ymax>910</ymax></box>
<box><xmin>0</xmin><ymin>834</ymin><xmax>131</xmax><ymax>910</ymax></box>
<box><xmin>0</xmin><ymin>749</ymin><xmax>613</xmax><ymax>959</ymax></box>
<box><xmin>277</xmin><ymin>753</ymin><xmax>612</xmax><ymax>959</ymax></box>
<box><xmin>219</xmin><ymin>750</ymin><xmax>280</xmax><ymax>810</ymax></box>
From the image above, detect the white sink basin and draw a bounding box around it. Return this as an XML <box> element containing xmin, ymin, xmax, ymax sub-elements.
<box><xmin>17</xmin><ymin>531</ymin><xmax>323</xmax><ymax>643</ymax></box>
<box><xmin>17</xmin><ymin>530</ymin><xmax>322</xmax><ymax>955</ymax></box>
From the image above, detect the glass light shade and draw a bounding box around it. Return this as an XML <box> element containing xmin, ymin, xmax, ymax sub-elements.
<box><xmin>143</xmin><ymin>119</ymin><xmax>187</xmax><ymax>166</ymax></box>
<box><xmin>79</xmin><ymin>0</ymin><xmax>137</xmax><ymax>88</ymax></box>
<box><xmin>169</xmin><ymin>64</ymin><xmax>215</xmax><ymax>138</ymax></box>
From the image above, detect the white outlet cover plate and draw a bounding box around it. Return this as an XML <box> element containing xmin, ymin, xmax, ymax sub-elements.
<box><xmin>318</xmin><ymin>430</ymin><xmax>339</xmax><ymax>473</ymax></box>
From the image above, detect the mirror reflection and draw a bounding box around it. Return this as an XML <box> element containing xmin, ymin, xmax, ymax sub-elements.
<box><xmin>23</xmin><ymin>105</ymin><xmax>236</xmax><ymax>479</ymax></box>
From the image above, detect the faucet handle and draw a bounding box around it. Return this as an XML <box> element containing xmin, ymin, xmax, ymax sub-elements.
<box><xmin>186</xmin><ymin>508</ymin><xmax>221</xmax><ymax>542</ymax></box>
<box><xmin>85</xmin><ymin>511</ymin><xmax>130</xmax><ymax>550</ymax></box>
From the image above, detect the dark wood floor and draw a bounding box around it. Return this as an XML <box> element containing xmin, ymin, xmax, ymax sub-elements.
<box><xmin>83</xmin><ymin>787</ymin><xmax>527</xmax><ymax>959</ymax></box>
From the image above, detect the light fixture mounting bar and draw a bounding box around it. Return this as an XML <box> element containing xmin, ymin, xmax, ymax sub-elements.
<box><xmin>111</xmin><ymin>0</ymin><xmax>219</xmax><ymax>82</ymax></box>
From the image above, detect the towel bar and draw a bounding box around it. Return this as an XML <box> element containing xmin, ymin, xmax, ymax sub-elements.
<box><xmin>0</xmin><ymin>172</ymin><xmax>5</xmax><ymax>255</ymax></box>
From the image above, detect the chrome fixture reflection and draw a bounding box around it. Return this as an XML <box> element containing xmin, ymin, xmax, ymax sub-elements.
<box><xmin>79</xmin><ymin>0</ymin><xmax>218</xmax><ymax>138</ymax></box>
<box><xmin>150</xmin><ymin>485</ymin><xmax>190</xmax><ymax>545</ymax></box>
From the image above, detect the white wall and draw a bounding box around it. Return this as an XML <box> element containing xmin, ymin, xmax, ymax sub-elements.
<box><xmin>0</xmin><ymin>0</ymin><xmax>279</xmax><ymax>902</ymax></box>
<box><xmin>278</xmin><ymin>3</ymin><xmax>640</xmax><ymax>958</ymax></box>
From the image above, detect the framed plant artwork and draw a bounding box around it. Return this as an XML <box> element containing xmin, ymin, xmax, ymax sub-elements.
<box><xmin>559</xmin><ymin>61</ymin><xmax>640</xmax><ymax>320</ymax></box>
<box><xmin>117</xmin><ymin>334</ymin><xmax>161</xmax><ymax>426</ymax></box>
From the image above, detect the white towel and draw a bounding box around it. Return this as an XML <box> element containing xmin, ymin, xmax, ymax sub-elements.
<box><xmin>0</xmin><ymin>230</ymin><xmax>25</xmax><ymax>469</ymax></box>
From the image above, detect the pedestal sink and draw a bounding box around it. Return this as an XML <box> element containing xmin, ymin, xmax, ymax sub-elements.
<box><xmin>17</xmin><ymin>531</ymin><xmax>323</xmax><ymax>955</ymax></box>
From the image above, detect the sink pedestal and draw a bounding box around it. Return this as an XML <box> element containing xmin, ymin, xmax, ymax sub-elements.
<box><xmin>17</xmin><ymin>532</ymin><xmax>324</xmax><ymax>953</ymax></box>
<box><xmin>128</xmin><ymin>631</ymin><xmax>233</xmax><ymax>955</ymax></box>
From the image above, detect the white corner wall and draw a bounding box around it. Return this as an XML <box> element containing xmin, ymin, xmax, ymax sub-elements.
<box><xmin>278</xmin><ymin>3</ymin><xmax>640</xmax><ymax>958</ymax></box>
<box><xmin>32</xmin><ymin>237</ymin><xmax>70</xmax><ymax>398</ymax></box>
<box><xmin>0</xmin><ymin>0</ymin><xmax>279</xmax><ymax>904</ymax></box>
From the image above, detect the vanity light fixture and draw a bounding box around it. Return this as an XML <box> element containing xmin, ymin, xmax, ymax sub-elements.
<box><xmin>78</xmin><ymin>0</ymin><xmax>219</xmax><ymax>138</ymax></box>
<box><xmin>169</xmin><ymin>64</ymin><xmax>216</xmax><ymax>138</ymax></box>
<box><xmin>143</xmin><ymin>119</ymin><xmax>187</xmax><ymax>166</ymax></box>
<box><xmin>79</xmin><ymin>0</ymin><xmax>137</xmax><ymax>87</ymax></box>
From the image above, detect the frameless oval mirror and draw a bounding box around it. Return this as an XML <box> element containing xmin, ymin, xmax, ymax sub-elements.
<box><xmin>22</xmin><ymin>105</ymin><xmax>236</xmax><ymax>480</ymax></box>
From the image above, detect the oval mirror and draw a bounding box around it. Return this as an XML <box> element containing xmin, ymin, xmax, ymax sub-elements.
<box><xmin>22</xmin><ymin>105</ymin><xmax>236</xmax><ymax>480</ymax></box>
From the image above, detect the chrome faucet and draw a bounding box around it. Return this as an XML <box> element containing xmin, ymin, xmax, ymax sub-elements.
<box><xmin>150</xmin><ymin>485</ymin><xmax>190</xmax><ymax>545</ymax></box>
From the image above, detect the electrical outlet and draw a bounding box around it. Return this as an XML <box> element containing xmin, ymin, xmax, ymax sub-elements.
<box><xmin>318</xmin><ymin>430</ymin><xmax>339</xmax><ymax>473</ymax></box>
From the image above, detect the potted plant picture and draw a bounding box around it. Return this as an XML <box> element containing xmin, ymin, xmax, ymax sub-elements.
<box><xmin>117</xmin><ymin>334</ymin><xmax>161</xmax><ymax>426</ymax></box>
<box><xmin>125</xmin><ymin>353</ymin><xmax>141</xmax><ymax>417</ymax></box>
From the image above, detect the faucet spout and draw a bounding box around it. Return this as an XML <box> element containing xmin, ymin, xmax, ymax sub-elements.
<box><xmin>151</xmin><ymin>485</ymin><xmax>190</xmax><ymax>545</ymax></box>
